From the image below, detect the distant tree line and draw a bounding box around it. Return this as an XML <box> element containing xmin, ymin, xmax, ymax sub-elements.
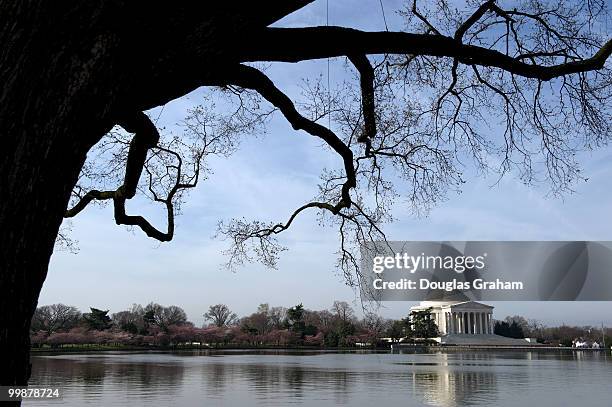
<box><xmin>29</xmin><ymin>303</ymin><xmax>609</xmax><ymax>349</ymax></box>
<box><xmin>494</xmin><ymin>315</ymin><xmax>610</xmax><ymax>346</ymax></box>
<box><xmin>30</xmin><ymin>301</ymin><xmax>441</xmax><ymax>349</ymax></box>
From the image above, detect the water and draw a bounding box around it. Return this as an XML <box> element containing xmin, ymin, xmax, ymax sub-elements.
<box><xmin>26</xmin><ymin>350</ymin><xmax>612</xmax><ymax>406</ymax></box>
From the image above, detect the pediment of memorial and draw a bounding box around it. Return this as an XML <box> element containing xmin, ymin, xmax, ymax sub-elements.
<box><xmin>443</xmin><ymin>301</ymin><xmax>494</xmax><ymax>310</ymax></box>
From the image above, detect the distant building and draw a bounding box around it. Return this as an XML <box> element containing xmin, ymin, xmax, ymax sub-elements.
<box><xmin>409</xmin><ymin>300</ymin><xmax>539</xmax><ymax>346</ymax></box>
<box><xmin>410</xmin><ymin>300</ymin><xmax>494</xmax><ymax>335</ymax></box>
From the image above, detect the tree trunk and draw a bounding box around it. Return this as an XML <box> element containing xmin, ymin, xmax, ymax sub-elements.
<box><xmin>0</xmin><ymin>80</ymin><xmax>110</xmax><ymax>397</ymax></box>
<box><xmin>0</xmin><ymin>2</ymin><xmax>115</xmax><ymax>393</ymax></box>
<box><xmin>0</xmin><ymin>147</ymin><xmax>87</xmax><ymax>386</ymax></box>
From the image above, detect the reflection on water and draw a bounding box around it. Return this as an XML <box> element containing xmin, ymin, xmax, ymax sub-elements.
<box><xmin>26</xmin><ymin>350</ymin><xmax>611</xmax><ymax>407</ymax></box>
<box><xmin>409</xmin><ymin>353</ymin><xmax>497</xmax><ymax>407</ymax></box>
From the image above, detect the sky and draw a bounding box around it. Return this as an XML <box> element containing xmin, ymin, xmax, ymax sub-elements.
<box><xmin>43</xmin><ymin>0</ymin><xmax>612</xmax><ymax>327</ymax></box>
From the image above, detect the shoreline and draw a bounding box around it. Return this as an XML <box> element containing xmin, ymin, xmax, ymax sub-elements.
<box><xmin>30</xmin><ymin>344</ymin><xmax>611</xmax><ymax>353</ymax></box>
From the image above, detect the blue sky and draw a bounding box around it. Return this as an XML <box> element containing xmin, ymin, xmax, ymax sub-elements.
<box><xmin>43</xmin><ymin>1</ymin><xmax>612</xmax><ymax>326</ymax></box>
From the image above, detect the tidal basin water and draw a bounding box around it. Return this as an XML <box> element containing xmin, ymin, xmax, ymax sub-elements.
<box><xmin>27</xmin><ymin>350</ymin><xmax>611</xmax><ymax>406</ymax></box>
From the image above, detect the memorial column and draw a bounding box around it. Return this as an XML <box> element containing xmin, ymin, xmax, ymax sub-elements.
<box><xmin>469</xmin><ymin>312</ymin><xmax>474</xmax><ymax>334</ymax></box>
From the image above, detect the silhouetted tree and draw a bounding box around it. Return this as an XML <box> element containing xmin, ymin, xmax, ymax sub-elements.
<box><xmin>2</xmin><ymin>1</ymin><xmax>611</xmax><ymax>390</ymax></box>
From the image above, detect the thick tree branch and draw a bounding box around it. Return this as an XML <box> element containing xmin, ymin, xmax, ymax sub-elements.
<box><xmin>241</xmin><ymin>27</ymin><xmax>612</xmax><ymax>81</ymax></box>
<box><xmin>64</xmin><ymin>190</ymin><xmax>115</xmax><ymax>218</ymax></box>
<box><xmin>65</xmin><ymin>112</ymin><xmax>175</xmax><ymax>242</ymax></box>
<box><xmin>255</xmin><ymin>0</ymin><xmax>315</xmax><ymax>26</ymax></box>
<box><xmin>348</xmin><ymin>54</ymin><xmax>376</xmax><ymax>146</ymax></box>
<box><xmin>454</xmin><ymin>0</ymin><xmax>496</xmax><ymax>41</ymax></box>
<box><xmin>112</xmin><ymin>195</ymin><xmax>173</xmax><ymax>242</ymax></box>
<box><xmin>224</xmin><ymin>64</ymin><xmax>356</xmax><ymax>211</ymax></box>
<box><xmin>116</xmin><ymin>112</ymin><xmax>161</xmax><ymax>199</ymax></box>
